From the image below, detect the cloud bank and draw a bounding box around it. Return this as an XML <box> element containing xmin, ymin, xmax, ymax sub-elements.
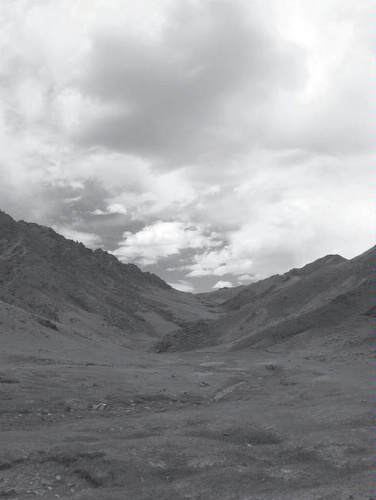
<box><xmin>0</xmin><ymin>0</ymin><xmax>373</xmax><ymax>291</ymax></box>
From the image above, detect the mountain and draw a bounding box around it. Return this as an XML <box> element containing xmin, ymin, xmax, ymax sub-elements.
<box><xmin>0</xmin><ymin>210</ymin><xmax>220</xmax><ymax>347</ymax></box>
<box><xmin>156</xmin><ymin>246</ymin><xmax>374</xmax><ymax>352</ymax></box>
<box><xmin>0</xmin><ymin>210</ymin><xmax>373</xmax><ymax>500</ymax></box>
<box><xmin>0</xmin><ymin>209</ymin><xmax>373</xmax><ymax>354</ymax></box>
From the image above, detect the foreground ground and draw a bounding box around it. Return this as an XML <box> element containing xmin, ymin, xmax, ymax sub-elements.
<box><xmin>0</xmin><ymin>315</ymin><xmax>373</xmax><ymax>500</ymax></box>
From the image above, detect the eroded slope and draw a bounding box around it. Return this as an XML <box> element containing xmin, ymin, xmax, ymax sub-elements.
<box><xmin>156</xmin><ymin>247</ymin><xmax>374</xmax><ymax>351</ymax></box>
<box><xmin>0</xmin><ymin>211</ymin><xmax>221</xmax><ymax>344</ymax></box>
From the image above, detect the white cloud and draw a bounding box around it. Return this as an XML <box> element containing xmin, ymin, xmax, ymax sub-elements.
<box><xmin>184</xmin><ymin>155</ymin><xmax>374</xmax><ymax>281</ymax></box>
<box><xmin>107</xmin><ymin>203</ymin><xmax>128</xmax><ymax>215</ymax></box>
<box><xmin>168</xmin><ymin>280</ymin><xmax>195</xmax><ymax>293</ymax></box>
<box><xmin>63</xmin><ymin>196</ymin><xmax>82</xmax><ymax>204</ymax></box>
<box><xmin>53</xmin><ymin>227</ymin><xmax>103</xmax><ymax>249</ymax></box>
<box><xmin>213</xmin><ymin>280</ymin><xmax>233</xmax><ymax>289</ymax></box>
<box><xmin>186</xmin><ymin>246</ymin><xmax>254</xmax><ymax>278</ymax></box>
<box><xmin>93</xmin><ymin>203</ymin><xmax>127</xmax><ymax>215</ymax></box>
<box><xmin>113</xmin><ymin>221</ymin><xmax>222</xmax><ymax>266</ymax></box>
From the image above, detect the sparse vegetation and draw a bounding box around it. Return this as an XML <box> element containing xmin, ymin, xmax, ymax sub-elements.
<box><xmin>0</xmin><ymin>212</ymin><xmax>373</xmax><ymax>499</ymax></box>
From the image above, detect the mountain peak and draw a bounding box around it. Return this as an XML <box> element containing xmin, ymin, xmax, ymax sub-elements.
<box><xmin>0</xmin><ymin>210</ymin><xmax>15</xmax><ymax>224</ymax></box>
<box><xmin>292</xmin><ymin>253</ymin><xmax>347</xmax><ymax>276</ymax></box>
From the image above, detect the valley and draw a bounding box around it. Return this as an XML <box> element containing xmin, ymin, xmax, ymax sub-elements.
<box><xmin>0</xmin><ymin>212</ymin><xmax>373</xmax><ymax>499</ymax></box>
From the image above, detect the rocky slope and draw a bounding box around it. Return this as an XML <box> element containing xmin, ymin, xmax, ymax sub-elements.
<box><xmin>0</xmin><ymin>210</ymin><xmax>373</xmax><ymax>353</ymax></box>
<box><xmin>0</xmin><ymin>211</ymin><xmax>219</xmax><ymax>343</ymax></box>
<box><xmin>156</xmin><ymin>247</ymin><xmax>374</xmax><ymax>351</ymax></box>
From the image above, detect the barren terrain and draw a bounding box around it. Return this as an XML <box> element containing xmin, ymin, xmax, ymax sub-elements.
<box><xmin>0</xmin><ymin>212</ymin><xmax>373</xmax><ymax>499</ymax></box>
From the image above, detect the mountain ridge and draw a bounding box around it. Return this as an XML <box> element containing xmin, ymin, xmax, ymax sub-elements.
<box><xmin>0</xmin><ymin>210</ymin><xmax>220</xmax><ymax>341</ymax></box>
<box><xmin>155</xmin><ymin>245</ymin><xmax>374</xmax><ymax>352</ymax></box>
<box><xmin>0</xmin><ymin>209</ymin><xmax>373</xmax><ymax>353</ymax></box>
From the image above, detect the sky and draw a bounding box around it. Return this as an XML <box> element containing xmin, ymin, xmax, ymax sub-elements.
<box><xmin>0</xmin><ymin>0</ymin><xmax>373</xmax><ymax>292</ymax></box>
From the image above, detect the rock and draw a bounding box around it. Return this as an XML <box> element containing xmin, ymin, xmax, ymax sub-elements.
<box><xmin>92</xmin><ymin>402</ymin><xmax>107</xmax><ymax>410</ymax></box>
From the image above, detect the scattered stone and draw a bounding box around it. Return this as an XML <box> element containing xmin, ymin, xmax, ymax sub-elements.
<box><xmin>265</xmin><ymin>364</ymin><xmax>277</xmax><ymax>371</ymax></box>
<box><xmin>38</xmin><ymin>318</ymin><xmax>58</xmax><ymax>330</ymax></box>
<box><xmin>92</xmin><ymin>402</ymin><xmax>107</xmax><ymax>411</ymax></box>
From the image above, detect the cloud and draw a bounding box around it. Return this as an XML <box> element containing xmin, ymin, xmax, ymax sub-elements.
<box><xmin>168</xmin><ymin>280</ymin><xmax>195</xmax><ymax>293</ymax></box>
<box><xmin>237</xmin><ymin>274</ymin><xmax>254</xmax><ymax>283</ymax></box>
<box><xmin>113</xmin><ymin>221</ymin><xmax>222</xmax><ymax>266</ymax></box>
<box><xmin>93</xmin><ymin>203</ymin><xmax>128</xmax><ymax>215</ymax></box>
<box><xmin>186</xmin><ymin>246</ymin><xmax>254</xmax><ymax>278</ymax></box>
<box><xmin>213</xmin><ymin>280</ymin><xmax>233</xmax><ymax>289</ymax></box>
<box><xmin>259</xmin><ymin>0</ymin><xmax>374</xmax><ymax>155</ymax></box>
<box><xmin>76</xmin><ymin>0</ymin><xmax>306</xmax><ymax>165</ymax></box>
<box><xmin>0</xmin><ymin>0</ymin><xmax>373</xmax><ymax>292</ymax></box>
<box><xmin>63</xmin><ymin>196</ymin><xmax>82</xmax><ymax>205</ymax></box>
<box><xmin>183</xmin><ymin>154</ymin><xmax>375</xmax><ymax>282</ymax></box>
<box><xmin>53</xmin><ymin>227</ymin><xmax>103</xmax><ymax>249</ymax></box>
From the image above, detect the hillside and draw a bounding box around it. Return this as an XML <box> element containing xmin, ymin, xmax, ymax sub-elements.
<box><xmin>0</xmin><ymin>211</ymin><xmax>220</xmax><ymax>345</ymax></box>
<box><xmin>0</xmin><ymin>210</ymin><xmax>373</xmax><ymax>355</ymax></box>
<box><xmin>156</xmin><ymin>247</ymin><xmax>374</xmax><ymax>352</ymax></box>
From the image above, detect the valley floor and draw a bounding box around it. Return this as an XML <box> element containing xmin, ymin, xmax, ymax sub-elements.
<box><xmin>0</xmin><ymin>323</ymin><xmax>373</xmax><ymax>500</ymax></box>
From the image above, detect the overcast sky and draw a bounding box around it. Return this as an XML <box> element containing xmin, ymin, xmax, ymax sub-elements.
<box><xmin>0</xmin><ymin>0</ymin><xmax>373</xmax><ymax>292</ymax></box>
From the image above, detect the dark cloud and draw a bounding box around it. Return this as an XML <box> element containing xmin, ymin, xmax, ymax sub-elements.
<box><xmin>76</xmin><ymin>0</ymin><xmax>305</xmax><ymax>165</ymax></box>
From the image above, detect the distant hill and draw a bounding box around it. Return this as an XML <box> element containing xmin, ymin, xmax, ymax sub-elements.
<box><xmin>156</xmin><ymin>246</ymin><xmax>374</xmax><ymax>352</ymax></box>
